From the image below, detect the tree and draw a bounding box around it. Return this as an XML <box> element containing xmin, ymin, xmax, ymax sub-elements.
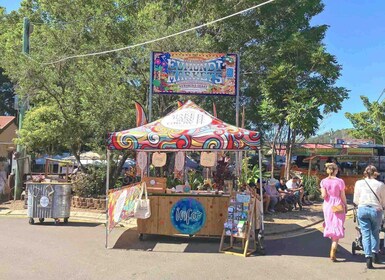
<box><xmin>345</xmin><ymin>96</ymin><xmax>385</xmax><ymax>144</ymax></box>
<box><xmin>0</xmin><ymin>0</ymin><xmax>349</xmax><ymax>185</ymax></box>
<box><xmin>252</xmin><ymin>0</ymin><xmax>349</xmax><ymax>178</ymax></box>
<box><xmin>0</xmin><ymin>68</ymin><xmax>16</xmax><ymax>116</ymax></box>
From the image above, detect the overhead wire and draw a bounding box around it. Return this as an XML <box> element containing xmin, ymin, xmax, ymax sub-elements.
<box><xmin>376</xmin><ymin>88</ymin><xmax>385</xmax><ymax>103</ymax></box>
<box><xmin>39</xmin><ymin>0</ymin><xmax>275</xmax><ymax>65</ymax></box>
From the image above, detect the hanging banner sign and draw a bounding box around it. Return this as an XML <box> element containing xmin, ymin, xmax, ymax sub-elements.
<box><xmin>152</xmin><ymin>152</ymin><xmax>167</xmax><ymax>167</ymax></box>
<box><xmin>200</xmin><ymin>152</ymin><xmax>216</xmax><ymax>167</ymax></box>
<box><xmin>108</xmin><ymin>184</ymin><xmax>142</xmax><ymax>232</ymax></box>
<box><xmin>137</xmin><ymin>152</ymin><xmax>147</xmax><ymax>170</ymax></box>
<box><xmin>152</xmin><ymin>52</ymin><xmax>238</xmax><ymax>96</ymax></box>
<box><xmin>174</xmin><ymin>151</ymin><xmax>185</xmax><ymax>180</ymax></box>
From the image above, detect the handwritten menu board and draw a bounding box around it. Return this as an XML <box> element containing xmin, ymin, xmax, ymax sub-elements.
<box><xmin>224</xmin><ymin>193</ymin><xmax>251</xmax><ymax>237</ymax></box>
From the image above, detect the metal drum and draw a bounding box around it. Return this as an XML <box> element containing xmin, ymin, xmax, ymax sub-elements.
<box><xmin>26</xmin><ymin>182</ymin><xmax>72</xmax><ymax>225</ymax></box>
<box><xmin>52</xmin><ymin>184</ymin><xmax>72</xmax><ymax>220</ymax></box>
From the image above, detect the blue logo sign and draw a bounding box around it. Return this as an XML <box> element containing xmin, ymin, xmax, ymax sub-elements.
<box><xmin>170</xmin><ymin>198</ymin><xmax>206</xmax><ymax>235</ymax></box>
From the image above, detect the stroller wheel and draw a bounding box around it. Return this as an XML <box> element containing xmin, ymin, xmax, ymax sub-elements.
<box><xmin>352</xmin><ymin>241</ymin><xmax>356</xmax><ymax>255</ymax></box>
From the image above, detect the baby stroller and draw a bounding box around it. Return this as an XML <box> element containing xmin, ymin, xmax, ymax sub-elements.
<box><xmin>351</xmin><ymin>205</ymin><xmax>385</xmax><ymax>255</ymax></box>
<box><xmin>351</xmin><ymin>206</ymin><xmax>363</xmax><ymax>255</ymax></box>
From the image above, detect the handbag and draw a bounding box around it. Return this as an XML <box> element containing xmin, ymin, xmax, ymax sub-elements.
<box><xmin>134</xmin><ymin>182</ymin><xmax>151</xmax><ymax>219</ymax></box>
<box><xmin>332</xmin><ymin>204</ymin><xmax>345</xmax><ymax>214</ymax></box>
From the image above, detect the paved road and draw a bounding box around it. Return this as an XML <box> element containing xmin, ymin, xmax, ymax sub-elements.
<box><xmin>0</xmin><ymin>215</ymin><xmax>384</xmax><ymax>280</ymax></box>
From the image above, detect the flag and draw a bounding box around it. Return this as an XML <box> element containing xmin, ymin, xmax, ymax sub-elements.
<box><xmin>134</xmin><ymin>101</ymin><xmax>148</xmax><ymax>127</ymax></box>
<box><xmin>177</xmin><ymin>100</ymin><xmax>183</xmax><ymax>108</ymax></box>
<box><xmin>213</xmin><ymin>102</ymin><xmax>217</xmax><ymax>118</ymax></box>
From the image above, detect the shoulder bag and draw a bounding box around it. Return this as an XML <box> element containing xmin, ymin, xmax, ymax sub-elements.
<box><xmin>134</xmin><ymin>182</ymin><xmax>151</xmax><ymax>219</ymax></box>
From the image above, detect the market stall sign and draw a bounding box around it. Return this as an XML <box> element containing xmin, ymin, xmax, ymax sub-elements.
<box><xmin>347</xmin><ymin>148</ymin><xmax>374</xmax><ymax>156</ymax></box>
<box><xmin>292</xmin><ymin>148</ymin><xmax>311</xmax><ymax>156</ymax></box>
<box><xmin>161</xmin><ymin>108</ymin><xmax>212</xmax><ymax>130</ymax></box>
<box><xmin>170</xmin><ymin>198</ymin><xmax>206</xmax><ymax>235</ymax></box>
<box><xmin>152</xmin><ymin>152</ymin><xmax>167</xmax><ymax>167</ymax></box>
<box><xmin>152</xmin><ymin>52</ymin><xmax>238</xmax><ymax>96</ymax></box>
<box><xmin>200</xmin><ymin>152</ymin><xmax>216</xmax><ymax>167</ymax></box>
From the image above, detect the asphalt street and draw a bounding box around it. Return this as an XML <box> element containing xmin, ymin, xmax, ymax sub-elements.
<box><xmin>0</xmin><ymin>215</ymin><xmax>384</xmax><ymax>280</ymax></box>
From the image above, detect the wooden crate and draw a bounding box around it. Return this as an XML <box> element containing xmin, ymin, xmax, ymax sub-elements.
<box><xmin>142</xmin><ymin>177</ymin><xmax>167</xmax><ymax>194</ymax></box>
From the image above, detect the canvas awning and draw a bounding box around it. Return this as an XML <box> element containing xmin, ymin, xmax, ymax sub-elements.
<box><xmin>107</xmin><ymin>100</ymin><xmax>260</xmax><ymax>151</ymax></box>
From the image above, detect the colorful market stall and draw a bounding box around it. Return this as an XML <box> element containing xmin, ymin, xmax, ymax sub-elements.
<box><xmin>106</xmin><ymin>100</ymin><xmax>263</xmax><ymax>246</ymax></box>
<box><xmin>290</xmin><ymin>143</ymin><xmax>384</xmax><ymax>194</ymax></box>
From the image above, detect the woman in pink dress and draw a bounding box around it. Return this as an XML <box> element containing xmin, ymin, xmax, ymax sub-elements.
<box><xmin>320</xmin><ymin>162</ymin><xmax>347</xmax><ymax>262</ymax></box>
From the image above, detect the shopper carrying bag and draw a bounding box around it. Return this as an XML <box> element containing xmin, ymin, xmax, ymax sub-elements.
<box><xmin>353</xmin><ymin>165</ymin><xmax>385</xmax><ymax>269</ymax></box>
<box><xmin>320</xmin><ymin>162</ymin><xmax>347</xmax><ymax>262</ymax></box>
<box><xmin>134</xmin><ymin>182</ymin><xmax>151</xmax><ymax>219</ymax></box>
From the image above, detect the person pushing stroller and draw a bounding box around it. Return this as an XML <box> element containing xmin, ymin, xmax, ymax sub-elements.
<box><xmin>353</xmin><ymin>165</ymin><xmax>385</xmax><ymax>269</ymax></box>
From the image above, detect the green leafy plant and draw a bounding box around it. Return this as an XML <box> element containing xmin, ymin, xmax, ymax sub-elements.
<box><xmin>166</xmin><ymin>175</ymin><xmax>183</xmax><ymax>189</ymax></box>
<box><xmin>302</xmin><ymin>175</ymin><xmax>321</xmax><ymax>201</ymax></box>
<box><xmin>72</xmin><ymin>164</ymin><xmax>107</xmax><ymax>198</ymax></box>
<box><xmin>239</xmin><ymin>156</ymin><xmax>271</xmax><ymax>187</ymax></box>
<box><xmin>187</xmin><ymin>170</ymin><xmax>204</xmax><ymax>190</ymax></box>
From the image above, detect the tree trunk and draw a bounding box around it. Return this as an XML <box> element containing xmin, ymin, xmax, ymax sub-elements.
<box><xmin>270</xmin><ymin>124</ymin><xmax>282</xmax><ymax>179</ymax></box>
<box><xmin>285</xmin><ymin>127</ymin><xmax>291</xmax><ymax>180</ymax></box>
<box><xmin>110</xmin><ymin>151</ymin><xmax>130</xmax><ymax>188</ymax></box>
<box><xmin>286</xmin><ymin>129</ymin><xmax>297</xmax><ymax>180</ymax></box>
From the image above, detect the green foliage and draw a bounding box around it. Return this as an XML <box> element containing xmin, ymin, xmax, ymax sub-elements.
<box><xmin>345</xmin><ymin>96</ymin><xmax>385</xmax><ymax>144</ymax></box>
<box><xmin>239</xmin><ymin>156</ymin><xmax>270</xmax><ymax>186</ymax></box>
<box><xmin>72</xmin><ymin>164</ymin><xmax>107</xmax><ymax>197</ymax></box>
<box><xmin>0</xmin><ymin>68</ymin><xmax>16</xmax><ymax>116</ymax></box>
<box><xmin>187</xmin><ymin>170</ymin><xmax>203</xmax><ymax>190</ymax></box>
<box><xmin>0</xmin><ymin>0</ymin><xmax>349</xmax><ymax>185</ymax></box>
<box><xmin>302</xmin><ymin>175</ymin><xmax>321</xmax><ymax>200</ymax></box>
<box><xmin>166</xmin><ymin>175</ymin><xmax>183</xmax><ymax>189</ymax></box>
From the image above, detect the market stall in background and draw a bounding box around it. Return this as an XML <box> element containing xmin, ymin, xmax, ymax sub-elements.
<box><xmin>285</xmin><ymin>142</ymin><xmax>385</xmax><ymax>194</ymax></box>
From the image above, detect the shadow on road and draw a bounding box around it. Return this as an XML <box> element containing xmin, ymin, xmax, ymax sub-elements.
<box><xmin>265</xmin><ymin>228</ymin><xmax>372</xmax><ymax>264</ymax></box>
<box><xmin>113</xmin><ymin>228</ymin><xmax>220</xmax><ymax>253</ymax></box>
<box><xmin>29</xmin><ymin>220</ymin><xmax>102</xmax><ymax>227</ymax></box>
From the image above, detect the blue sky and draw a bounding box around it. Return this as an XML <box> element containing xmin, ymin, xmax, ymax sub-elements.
<box><xmin>2</xmin><ymin>0</ymin><xmax>385</xmax><ymax>135</ymax></box>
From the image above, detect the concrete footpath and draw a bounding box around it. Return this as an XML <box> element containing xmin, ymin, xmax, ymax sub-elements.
<box><xmin>0</xmin><ymin>201</ymin><xmax>330</xmax><ymax>237</ymax></box>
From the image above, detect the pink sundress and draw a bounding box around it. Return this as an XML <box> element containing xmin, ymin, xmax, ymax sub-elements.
<box><xmin>321</xmin><ymin>177</ymin><xmax>346</xmax><ymax>239</ymax></box>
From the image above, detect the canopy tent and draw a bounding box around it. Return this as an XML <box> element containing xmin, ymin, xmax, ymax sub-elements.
<box><xmin>104</xmin><ymin>100</ymin><xmax>263</xmax><ymax>248</ymax></box>
<box><xmin>107</xmin><ymin>100</ymin><xmax>260</xmax><ymax>151</ymax></box>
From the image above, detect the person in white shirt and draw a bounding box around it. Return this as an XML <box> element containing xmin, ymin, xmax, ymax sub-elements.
<box><xmin>286</xmin><ymin>176</ymin><xmax>304</xmax><ymax>210</ymax></box>
<box><xmin>353</xmin><ymin>165</ymin><xmax>385</xmax><ymax>269</ymax></box>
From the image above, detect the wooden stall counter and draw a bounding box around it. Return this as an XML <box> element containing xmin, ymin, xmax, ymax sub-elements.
<box><xmin>137</xmin><ymin>193</ymin><xmax>230</xmax><ymax>238</ymax></box>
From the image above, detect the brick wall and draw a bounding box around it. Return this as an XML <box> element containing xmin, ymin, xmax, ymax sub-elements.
<box><xmin>72</xmin><ymin>196</ymin><xmax>106</xmax><ymax>210</ymax></box>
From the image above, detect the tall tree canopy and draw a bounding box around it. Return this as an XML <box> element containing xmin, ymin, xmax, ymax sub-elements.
<box><xmin>0</xmin><ymin>0</ymin><xmax>349</xmax><ymax>181</ymax></box>
<box><xmin>0</xmin><ymin>67</ymin><xmax>16</xmax><ymax>116</ymax></box>
<box><xmin>345</xmin><ymin>96</ymin><xmax>385</xmax><ymax>144</ymax></box>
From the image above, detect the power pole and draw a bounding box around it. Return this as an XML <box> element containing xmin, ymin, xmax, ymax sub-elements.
<box><xmin>14</xmin><ymin>17</ymin><xmax>30</xmax><ymax>200</ymax></box>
